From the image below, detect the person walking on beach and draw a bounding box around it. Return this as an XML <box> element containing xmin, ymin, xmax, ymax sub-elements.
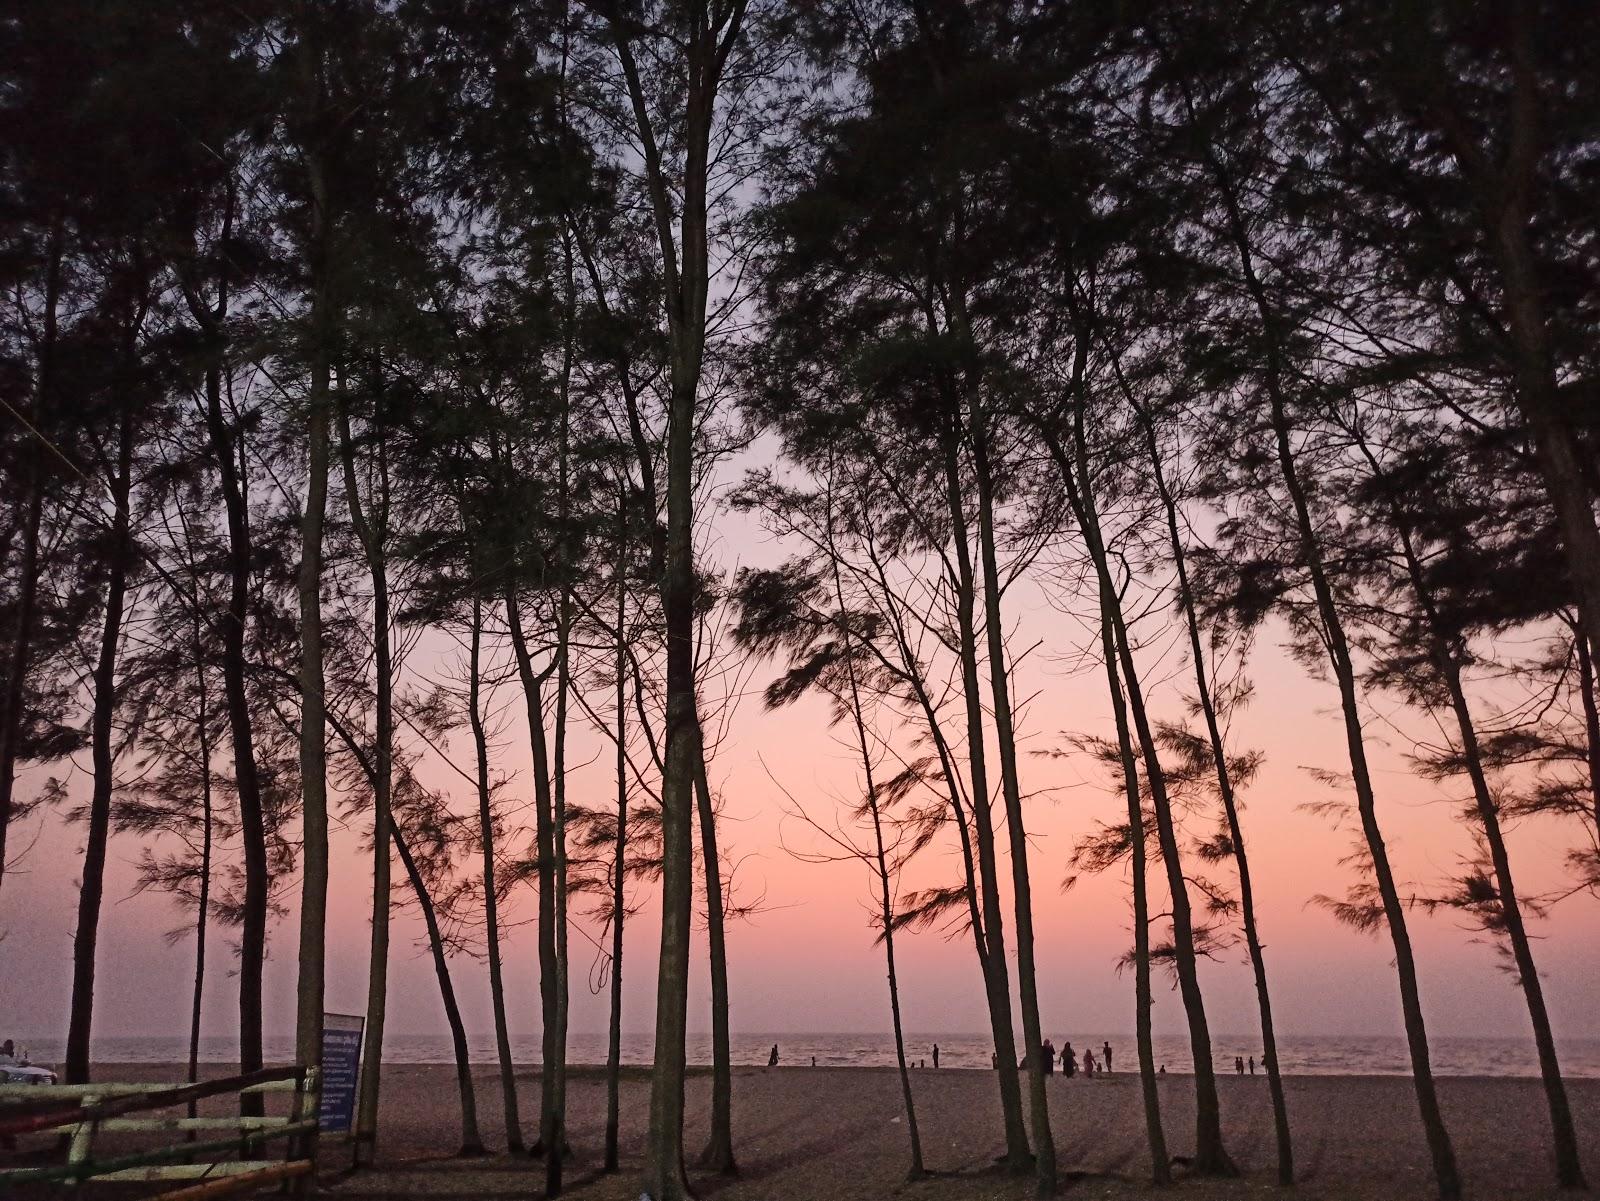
<box><xmin>1061</xmin><ymin>1042</ymin><xmax>1075</xmax><ymax>1078</ymax></box>
<box><xmin>1102</xmin><ymin>1041</ymin><xmax>1113</xmax><ymax>1074</ymax></box>
<box><xmin>1083</xmin><ymin>1048</ymin><xmax>1095</xmax><ymax>1077</ymax></box>
<box><xmin>1248</xmin><ymin>1055</ymin><xmax>1256</xmax><ymax>1075</ymax></box>
<box><xmin>768</xmin><ymin>1044</ymin><xmax>779</xmax><ymax>1068</ymax></box>
<box><xmin>1041</xmin><ymin>1038</ymin><xmax>1055</xmax><ymax>1076</ymax></box>
<box><xmin>932</xmin><ymin>1043</ymin><xmax>940</xmax><ymax>1069</ymax></box>
<box><xmin>1235</xmin><ymin>1055</ymin><xmax>1244</xmax><ymax>1075</ymax></box>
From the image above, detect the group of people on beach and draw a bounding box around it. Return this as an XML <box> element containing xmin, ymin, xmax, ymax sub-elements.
<box><xmin>765</xmin><ymin>1040</ymin><xmax>1272</xmax><ymax>1076</ymax></box>
<box><xmin>981</xmin><ymin>1039</ymin><xmax>1116</xmax><ymax>1077</ymax></box>
<box><xmin>1042</xmin><ymin>1039</ymin><xmax>1113</xmax><ymax>1078</ymax></box>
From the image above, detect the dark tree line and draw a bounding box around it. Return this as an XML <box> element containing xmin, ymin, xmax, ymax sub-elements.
<box><xmin>1</xmin><ymin>3</ymin><xmax>1595</xmax><ymax>1199</ymax></box>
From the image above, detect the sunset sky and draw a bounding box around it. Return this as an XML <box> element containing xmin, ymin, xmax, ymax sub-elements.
<box><xmin>4</xmin><ymin>485</ymin><xmax>1597</xmax><ymax>1058</ymax></box>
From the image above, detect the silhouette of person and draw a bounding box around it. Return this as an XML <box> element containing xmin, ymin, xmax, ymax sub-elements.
<box><xmin>1248</xmin><ymin>1055</ymin><xmax>1256</xmax><ymax>1075</ymax></box>
<box><xmin>768</xmin><ymin>1044</ymin><xmax>779</xmax><ymax>1068</ymax></box>
<box><xmin>1061</xmin><ymin>1042</ymin><xmax>1075</xmax><ymax>1078</ymax></box>
<box><xmin>933</xmin><ymin>1043</ymin><xmax>940</xmax><ymax>1069</ymax></box>
<box><xmin>992</xmin><ymin>1051</ymin><xmax>998</xmax><ymax>1070</ymax></box>
<box><xmin>1235</xmin><ymin>1055</ymin><xmax>1244</xmax><ymax>1075</ymax></box>
<box><xmin>1158</xmin><ymin>1064</ymin><xmax>1166</xmax><ymax>1075</ymax></box>
<box><xmin>1103</xmin><ymin>1041</ymin><xmax>1113</xmax><ymax>1074</ymax></box>
<box><xmin>1082</xmin><ymin>1048</ymin><xmax>1095</xmax><ymax>1077</ymax></box>
<box><xmin>1041</xmin><ymin>1038</ymin><xmax>1055</xmax><ymax>1076</ymax></box>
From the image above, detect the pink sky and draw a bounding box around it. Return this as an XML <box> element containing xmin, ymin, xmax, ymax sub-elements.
<box><xmin>3</xmin><ymin>547</ymin><xmax>1597</xmax><ymax>1057</ymax></box>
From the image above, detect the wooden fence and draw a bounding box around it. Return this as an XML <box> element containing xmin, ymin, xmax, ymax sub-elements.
<box><xmin>0</xmin><ymin>1065</ymin><xmax>317</xmax><ymax>1197</ymax></box>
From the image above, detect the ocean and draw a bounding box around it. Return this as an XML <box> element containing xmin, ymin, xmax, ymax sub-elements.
<box><xmin>13</xmin><ymin>1031</ymin><xmax>1600</xmax><ymax>1078</ymax></box>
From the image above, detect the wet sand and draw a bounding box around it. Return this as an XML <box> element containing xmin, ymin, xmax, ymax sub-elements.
<box><xmin>11</xmin><ymin>1063</ymin><xmax>1599</xmax><ymax>1198</ymax></box>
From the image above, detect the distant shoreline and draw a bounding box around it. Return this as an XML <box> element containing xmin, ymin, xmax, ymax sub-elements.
<box><xmin>78</xmin><ymin>1060</ymin><xmax>1600</xmax><ymax>1083</ymax></box>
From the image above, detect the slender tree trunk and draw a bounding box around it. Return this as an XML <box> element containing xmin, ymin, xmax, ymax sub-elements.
<box><xmin>197</xmin><ymin>309</ymin><xmax>268</xmax><ymax>1116</ymax></box>
<box><xmin>469</xmin><ymin>597</ymin><xmax>523</xmax><ymax>1153</ymax></box>
<box><xmin>828</xmin><ymin>532</ymin><xmax>923</xmax><ymax>1178</ymax></box>
<box><xmin>645</xmin><ymin>614</ymin><xmax>699</xmax><ymax>1201</ymax></box>
<box><xmin>693</xmin><ymin>755</ymin><xmax>736</xmax><ymax>1173</ymax></box>
<box><xmin>294</xmin><ymin>32</ymin><xmax>333</xmax><ymax>1150</ymax></box>
<box><xmin>548</xmin><ymin>594</ymin><xmax>572</xmax><ymax>1194</ymax></box>
<box><xmin>1265</xmin><ymin>396</ymin><xmax>1460</xmax><ymax>1199</ymax></box>
<box><xmin>538</xmin><ymin>217</ymin><xmax>581</xmax><ymax>1198</ymax></box>
<box><xmin>604</xmin><ymin>5</ymin><xmax>749</xmax><ymax>1193</ymax></box>
<box><xmin>968</xmin><ymin>416</ymin><xmax>1054</xmax><ymax>1194</ymax></box>
<box><xmin>342</xmin><ymin>400</ymin><xmax>393</xmax><ymax>1167</ymax></box>
<box><xmin>1372</xmin><ymin>450</ymin><xmax>1586</xmax><ymax>1189</ymax></box>
<box><xmin>391</xmin><ymin>823</ymin><xmax>486</xmax><ymax>1156</ymax></box>
<box><xmin>864</xmin><ymin>552</ymin><xmax>998</xmax><ymax>1058</ymax></box>
<box><xmin>605</xmin><ymin>564</ymin><xmax>628</xmax><ymax>1173</ymax></box>
<box><xmin>503</xmin><ymin>592</ymin><xmax>563</xmax><ymax>1173</ymax></box>
<box><xmin>1132</xmin><ymin>395</ymin><xmax>1293</xmax><ymax>1183</ymax></box>
<box><xmin>1199</xmin><ymin>114</ymin><xmax>1461</xmax><ymax>1197</ymax></box>
<box><xmin>868</xmin><ymin>788</ymin><xmax>924</xmax><ymax>1180</ymax></box>
<box><xmin>938</xmin><ymin>429</ymin><xmax>1031</xmax><ymax>1173</ymax></box>
<box><xmin>1097</xmin><ymin>580</ymin><xmax>1170</xmax><ymax>1185</ymax></box>
<box><xmin>1045</xmin><ymin>391</ymin><xmax>1233</xmax><ymax>1176</ymax></box>
<box><xmin>188</xmin><ymin>615</ymin><xmax>214</xmax><ymax>1123</ymax></box>
<box><xmin>180</xmin><ymin>182</ymin><xmax>265</xmax><ymax>1105</ymax></box>
<box><xmin>65</xmin><ymin>411</ymin><xmax>134</xmax><ymax>1084</ymax></box>
<box><xmin>0</xmin><ymin>223</ymin><xmax>60</xmax><ymax>897</ymax></box>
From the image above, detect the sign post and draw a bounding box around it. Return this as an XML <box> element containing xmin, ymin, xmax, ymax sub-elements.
<box><xmin>319</xmin><ymin>1013</ymin><xmax>365</xmax><ymax>1135</ymax></box>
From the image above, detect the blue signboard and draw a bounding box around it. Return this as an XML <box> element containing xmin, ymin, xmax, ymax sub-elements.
<box><xmin>319</xmin><ymin>1013</ymin><xmax>365</xmax><ymax>1133</ymax></box>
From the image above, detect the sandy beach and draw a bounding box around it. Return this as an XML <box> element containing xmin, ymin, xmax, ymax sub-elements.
<box><xmin>10</xmin><ymin>1062</ymin><xmax>1596</xmax><ymax>1199</ymax></box>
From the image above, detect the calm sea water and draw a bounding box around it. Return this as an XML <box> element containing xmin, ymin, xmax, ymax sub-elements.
<box><xmin>14</xmin><ymin>1031</ymin><xmax>1600</xmax><ymax>1078</ymax></box>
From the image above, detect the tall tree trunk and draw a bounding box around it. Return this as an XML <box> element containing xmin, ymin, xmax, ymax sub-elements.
<box><xmin>470</xmin><ymin>596</ymin><xmax>523</xmax><ymax>1153</ymax></box>
<box><xmin>1132</xmin><ymin>393</ymin><xmax>1293</xmax><ymax>1183</ymax></box>
<box><xmin>938</xmin><ymin>428</ymin><xmax>1031</xmax><ymax>1173</ymax></box>
<box><xmin>1043</xmin><ymin>385</ymin><xmax>1233</xmax><ymax>1176</ymax></box>
<box><xmin>65</xmin><ymin>409</ymin><xmax>134</xmax><ymax>1084</ymax></box>
<box><xmin>538</xmin><ymin>215</ymin><xmax>581</xmax><ymax>1197</ymax></box>
<box><xmin>502</xmin><ymin>592</ymin><xmax>563</xmax><ymax>1172</ymax></box>
<box><xmin>1265</xmin><ymin>395</ymin><xmax>1460</xmax><ymax>1199</ymax></box>
<box><xmin>1369</xmin><ymin>444</ymin><xmax>1586</xmax><ymax>1189</ymax></box>
<box><xmin>181</xmin><ymin>182</ymin><xmax>266</xmax><ymax>1106</ymax></box>
<box><xmin>195</xmin><ymin>295</ymin><xmax>268</xmax><ymax>1116</ymax></box>
<box><xmin>604</xmin><ymin>563</ymin><xmax>627</xmax><ymax>1173</ymax></box>
<box><xmin>603</xmin><ymin>5</ymin><xmax>750</xmax><ymax>1193</ymax></box>
<box><xmin>864</xmin><ymin>549</ymin><xmax>999</xmax><ymax>1072</ymax></box>
<box><xmin>1197</xmin><ymin>107</ymin><xmax>1461</xmax><ymax>1196</ymax></box>
<box><xmin>0</xmin><ymin>222</ymin><xmax>60</xmax><ymax>897</ymax></box>
<box><xmin>547</xmin><ymin>594</ymin><xmax>572</xmax><ymax>1194</ymax></box>
<box><xmin>867</xmin><ymin>770</ymin><xmax>924</xmax><ymax>1181</ymax></box>
<box><xmin>391</xmin><ymin>823</ymin><xmax>486</xmax><ymax>1156</ymax></box>
<box><xmin>694</xmin><ymin>754</ymin><xmax>736</xmax><ymax>1174</ymax></box>
<box><xmin>342</xmin><ymin>400</ymin><xmax>393</xmax><ymax>1167</ymax></box>
<box><xmin>968</xmin><ymin>415</ymin><xmax>1054</xmax><ymax>1195</ymax></box>
<box><xmin>828</xmin><ymin>534</ymin><xmax>923</xmax><ymax>1178</ymax></box>
<box><xmin>188</xmin><ymin>613</ymin><xmax>214</xmax><ymax>1123</ymax></box>
<box><xmin>294</xmin><ymin>30</ymin><xmax>333</xmax><ymax>1148</ymax></box>
<box><xmin>1097</xmin><ymin>580</ymin><xmax>1170</xmax><ymax>1185</ymax></box>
